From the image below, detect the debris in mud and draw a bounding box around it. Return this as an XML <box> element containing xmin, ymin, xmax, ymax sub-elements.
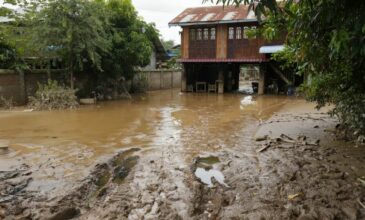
<box><xmin>193</xmin><ymin>156</ymin><xmax>228</xmax><ymax>188</ymax></box>
<box><xmin>280</xmin><ymin>133</ymin><xmax>294</xmax><ymax>141</ymax></box>
<box><xmin>255</xmin><ymin>135</ymin><xmax>269</xmax><ymax>142</ymax></box>
<box><xmin>194</xmin><ymin>168</ymin><xmax>228</xmax><ymax>188</ymax></box>
<box><xmin>287</xmin><ymin>193</ymin><xmax>301</xmax><ymax>200</ymax></box>
<box><xmin>256</xmin><ymin>134</ymin><xmax>321</xmax><ymax>153</ymax></box>
<box><xmin>258</xmin><ymin>143</ymin><xmax>272</xmax><ymax>153</ymax></box>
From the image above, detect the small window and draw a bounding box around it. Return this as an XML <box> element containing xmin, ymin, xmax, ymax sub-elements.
<box><xmin>228</xmin><ymin>27</ymin><xmax>234</xmax><ymax>39</ymax></box>
<box><xmin>197</xmin><ymin>29</ymin><xmax>202</xmax><ymax>40</ymax></box>
<box><xmin>210</xmin><ymin>28</ymin><xmax>216</xmax><ymax>40</ymax></box>
<box><xmin>190</xmin><ymin>29</ymin><xmax>196</xmax><ymax>41</ymax></box>
<box><xmin>243</xmin><ymin>26</ymin><xmax>249</xmax><ymax>39</ymax></box>
<box><xmin>203</xmin><ymin>28</ymin><xmax>209</xmax><ymax>40</ymax></box>
<box><xmin>236</xmin><ymin>27</ymin><xmax>242</xmax><ymax>39</ymax></box>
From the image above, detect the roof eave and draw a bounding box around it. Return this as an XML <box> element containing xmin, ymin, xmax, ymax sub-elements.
<box><xmin>168</xmin><ymin>18</ymin><xmax>258</xmax><ymax>27</ymax></box>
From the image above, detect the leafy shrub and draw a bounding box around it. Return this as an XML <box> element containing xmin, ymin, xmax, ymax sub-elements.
<box><xmin>0</xmin><ymin>96</ymin><xmax>14</xmax><ymax>110</ymax></box>
<box><xmin>131</xmin><ymin>73</ymin><xmax>148</xmax><ymax>93</ymax></box>
<box><xmin>0</xmin><ymin>41</ymin><xmax>16</xmax><ymax>69</ymax></box>
<box><xmin>28</xmin><ymin>80</ymin><xmax>79</xmax><ymax>110</ymax></box>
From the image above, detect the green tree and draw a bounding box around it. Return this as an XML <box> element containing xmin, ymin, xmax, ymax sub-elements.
<box><xmin>0</xmin><ymin>0</ymin><xmax>17</xmax><ymax>68</ymax></box>
<box><xmin>161</xmin><ymin>39</ymin><xmax>175</xmax><ymax>51</ymax></box>
<box><xmin>209</xmin><ymin>0</ymin><xmax>365</xmax><ymax>135</ymax></box>
<box><xmin>31</xmin><ymin>0</ymin><xmax>111</xmax><ymax>89</ymax></box>
<box><xmin>100</xmin><ymin>0</ymin><xmax>157</xmax><ymax>81</ymax></box>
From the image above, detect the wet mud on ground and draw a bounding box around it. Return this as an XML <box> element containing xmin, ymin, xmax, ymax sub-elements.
<box><xmin>0</xmin><ymin>90</ymin><xmax>364</xmax><ymax>219</ymax></box>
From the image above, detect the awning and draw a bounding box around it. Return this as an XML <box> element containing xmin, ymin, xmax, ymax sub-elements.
<box><xmin>178</xmin><ymin>58</ymin><xmax>268</xmax><ymax>63</ymax></box>
<box><xmin>259</xmin><ymin>45</ymin><xmax>285</xmax><ymax>54</ymax></box>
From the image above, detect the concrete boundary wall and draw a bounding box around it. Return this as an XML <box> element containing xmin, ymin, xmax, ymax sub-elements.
<box><xmin>0</xmin><ymin>69</ymin><xmax>182</xmax><ymax>105</ymax></box>
<box><xmin>135</xmin><ymin>69</ymin><xmax>182</xmax><ymax>91</ymax></box>
<box><xmin>0</xmin><ymin>69</ymin><xmax>66</xmax><ymax>105</ymax></box>
<box><xmin>0</xmin><ymin>70</ymin><xmax>23</xmax><ymax>104</ymax></box>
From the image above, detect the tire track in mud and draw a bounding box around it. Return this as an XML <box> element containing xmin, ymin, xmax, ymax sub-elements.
<box><xmin>76</xmin><ymin>106</ymin><xmax>193</xmax><ymax>219</ymax></box>
<box><xmin>78</xmin><ymin>106</ymin><xmax>194</xmax><ymax>219</ymax></box>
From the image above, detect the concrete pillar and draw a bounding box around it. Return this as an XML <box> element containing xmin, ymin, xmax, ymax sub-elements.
<box><xmin>181</xmin><ymin>64</ymin><xmax>187</xmax><ymax>92</ymax></box>
<box><xmin>258</xmin><ymin>65</ymin><xmax>266</xmax><ymax>95</ymax></box>
<box><xmin>217</xmin><ymin>70</ymin><xmax>224</xmax><ymax>94</ymax></box>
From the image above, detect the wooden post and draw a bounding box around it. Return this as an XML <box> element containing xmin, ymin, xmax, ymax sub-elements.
<box><xmin>160</xmin><ymin>70</ymin><xmax>162</xmax><ymax>89</ymax></box>
<box><xmin>217</xmin><ymin>70</ymin><xmax>224</xmax><ymax>94</ymax></box>
<box><xmin>258</xmin><ymin>64</ymin><xmax>266</xmax><ymax>95</ymax></box>
<box><xmin>181</xmin><ymin>64</ymin><xmax>187</xmax><ymax>92</ymax></box>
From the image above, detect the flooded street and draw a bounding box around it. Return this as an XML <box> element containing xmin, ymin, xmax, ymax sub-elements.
<box><xmin>0</xmin><ymin>89</ymin><xmax>364</xmax><ymax>219</ymax></box>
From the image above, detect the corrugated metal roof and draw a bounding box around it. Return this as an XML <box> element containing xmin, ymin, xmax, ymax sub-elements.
<box><xmin>169</xmin><ymin>5</ymin><xmax>257</xmax><ymax>26</ymax></box>
<box><xmin>178</xmin><ymin>58</ymin><xmax>268</xmax><ymax>63</ymax></box>
<box><xmin>259</xmin><ymin>45</ymin><xmax>284</xmax><ymax>54</ymax></box>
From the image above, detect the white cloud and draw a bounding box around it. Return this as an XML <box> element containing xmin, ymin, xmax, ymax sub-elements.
<box><xmin>132</xmin><ymin>0</ymin><xmax>215</xmax><ymax>44</ymax></box>
<box><xmin>0</xmin><ymin>0</ymin><xmax>216</xmax><ymax>44</ymax></box>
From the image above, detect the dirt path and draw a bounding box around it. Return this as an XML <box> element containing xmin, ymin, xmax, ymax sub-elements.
<box><xmin>1</xmin><ymin>94</ymin><xmax>365</xmax><ymax>219</ymax></box>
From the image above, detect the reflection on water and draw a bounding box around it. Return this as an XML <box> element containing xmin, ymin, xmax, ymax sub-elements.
<box><xmin>0</xmin><ymin>90</ymin><xmax>299</xmax><ymax>192</ymax></box>
<box><xmin>240</xmin><ymin>95</ymin><xmax>255</xmax><ymax>107</ymax></box>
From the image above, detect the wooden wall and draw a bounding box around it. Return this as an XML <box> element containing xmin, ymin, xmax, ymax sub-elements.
<box><xmin>181</xmin><ymin>22</ymin><xmax>280</xmax><ymax>60</ymax></box>
<box><xmin>188</xmin><ymin>26</ymin><xmax>216</xmax><ymax>59</ymax></box>
<box><xmin>181</xmin><ymin>27</ymin><xmax>190</xmax><ymax>59</ymax></box>
<box><xmin>226</xmin><ymin>23</ymin><xmax>266</xmax><ymax>60</ymax></box>
<box><xmin>216</xmin><ymin>25</ymin><xmax>227</xmax><ymax>59</ymax></box>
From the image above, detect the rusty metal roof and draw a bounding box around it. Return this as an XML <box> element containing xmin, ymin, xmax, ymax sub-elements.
<box><xmin>178</xmin><ymin>58</ymin><xmax>268</xmax><ymax>63</ymax></box>
<box><xmin>169</xmin><ymin>5</ymin><xmax>257</xmax><ymax>26</ymax></box>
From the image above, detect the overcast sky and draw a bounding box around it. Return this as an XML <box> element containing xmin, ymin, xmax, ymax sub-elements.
<box><xmin>0</xmin><ymin>0</ymin><xmax>214</xmax><ymax>44</ymax></box>
<box><xmin>132</xmin><ymin>0</ymin><xmax>215</xmax><ymax>44</ymax></box>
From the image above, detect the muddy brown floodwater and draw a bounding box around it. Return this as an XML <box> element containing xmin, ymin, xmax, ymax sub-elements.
<box><xmin>0</xmin><ymin>89</ymin><xmax>364</xmax><ymax>220</ymax></box>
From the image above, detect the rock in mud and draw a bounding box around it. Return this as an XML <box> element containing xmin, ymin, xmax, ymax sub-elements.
<box><xmin>48</xmin><ymin>207</ymin><xmax>80</xmax><ymax>220</ymax></box>
<box><xmin>255</xmin><ymin>135</ymin><xmax>269</xmax><ymax>141</ymax></box>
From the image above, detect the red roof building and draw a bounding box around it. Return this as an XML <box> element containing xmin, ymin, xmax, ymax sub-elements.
<box><xmin>169</xmin><ymin>5</ymin><xmax>288</xmax><ymax>94</ymax></box>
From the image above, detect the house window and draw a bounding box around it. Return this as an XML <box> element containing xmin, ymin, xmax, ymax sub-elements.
<box><xmin>210</xmin><ymin>28</ymin><xmax>216</xmax><ymax>40</ymax></box>
<box><xmin>203</xmin><ymin>28</ymin><xmax>209</xmax><ymax>40</ymax></box>
<box><xmin>190</xmin><ymin>29</ymin><xmax>196</xmax><ymax>41</ymax></box>
<box><xmin>197</xmin><ymin>29</ymin><xmax>202</xmax><ymax>40</ymax></box>
<box><xmin>236</xmin><ymin>27</ymin><xmax>242</xmax><ymax>39</ymax></box>
<box><xmin>243</xmin><ymin>26</ymin><xmax>249</xmax><ymax>39</ymax></box>
<box><xmin>228</xmin><ymin>27</ymin><xmax>234</xmax><ymax>39</ymax></box>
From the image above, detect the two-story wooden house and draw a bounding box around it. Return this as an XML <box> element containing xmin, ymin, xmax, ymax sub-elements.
<box><xmin>169</xmin><ymin>5</ymin><xmax>289</xmax><ymax>94</ymax></box>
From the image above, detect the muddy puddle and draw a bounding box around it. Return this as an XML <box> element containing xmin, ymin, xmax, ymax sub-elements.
<box><xmin>1</xmin><ymin>90</ymin><xmax>364</xmax><ymax>219</ymax></box>
<box><xmin>0</xmin><ymin>91</ymin><xmax>290</xmax><ymax>192</ymax></box>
